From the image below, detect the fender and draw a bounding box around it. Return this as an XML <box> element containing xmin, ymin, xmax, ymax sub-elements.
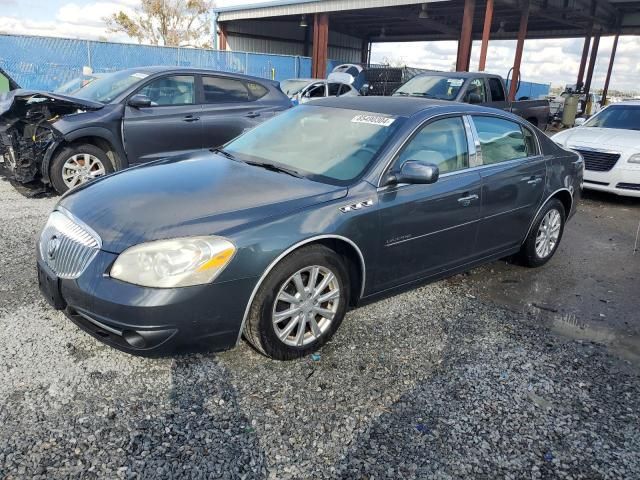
<box><xmin>41</xmin><ymin>126</ymin><xmax>129</xmax><ymax>183</ymax></box>
<box><xmin>235</xmin><ymin>234</ymin><xmax>366</xmax><ymax>345</ymax></box>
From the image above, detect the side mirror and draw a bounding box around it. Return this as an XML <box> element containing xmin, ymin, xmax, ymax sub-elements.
<box><xmin>467</xmin><ymin>93</ymin><xmax>482</xmax><ymax>104</ymax></box>
<box><xmin>359</xmin><ymin>83</ymin><xmax>370</xmax><ymax>96</ymax></box>
<box><xmin>574</xmin><ymin>117</ymin><xmax>586</xmax><ymax>126</ymax></box>
<box><xmin>128</xmin><ymin>94</ymin><xmax>152</xmax><ymax>108</ymax></box>
<box><xmin>383</xmin><ymin>160</ymin><xmax>440</xmax><ymax>186</ymax></box>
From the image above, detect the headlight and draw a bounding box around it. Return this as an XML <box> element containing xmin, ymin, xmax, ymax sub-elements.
<box><xmin>628</xmin><ymin>153</ymin><xmax>640</xmax><ymax>164</ymax></box>
<box><xmin>110</xmin><ymin>236</ymin><xmax>235</xmax><ymax>288</ymax></box>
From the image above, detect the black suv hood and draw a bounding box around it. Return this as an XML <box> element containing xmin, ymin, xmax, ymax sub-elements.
<box><xmin>59</xmin><ymin>151</ymin><xmax>348</xmax><ymax>253</ymax></box>
<box><xmin>0</xmin><ymin>89</ymin><xmax>103</xmax><ymax>118</ymax></box>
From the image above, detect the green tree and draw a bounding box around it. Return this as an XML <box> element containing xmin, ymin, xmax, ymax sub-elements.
<box><xmin>105</xmin><ymin>0</ymin><xmax>213</xmax><ymax>48</ymax></box>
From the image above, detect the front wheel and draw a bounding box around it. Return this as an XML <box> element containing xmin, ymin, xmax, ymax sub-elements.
<box><xmin>243</xmin><ymin>245</ymin><xmax>350</xmax><ymax>360</ymax></box>
<box><xmin>50</xmin><ymin>144</ymin><xmax>114</xmax><ymax>194</ymax></box>
<box><xmin>519</xmin><ymin>198</ymin><xmax>566</xmax><ymax>267</ymax></box>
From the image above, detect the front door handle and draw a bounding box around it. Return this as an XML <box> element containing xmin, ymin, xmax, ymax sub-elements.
<box><xmin>457</xmin><ymin>194</ymin><xmax>479</xmax><ymax>206</ymax></box>
<box><xmin>183</xmin><ymin>115</ymin><xmax>200</xmax><ymax>122</ymax></box>
<box><xmin>246</xmin><ymin>112</ymin><xmax>260</xmax><ymax>118</ymax></box>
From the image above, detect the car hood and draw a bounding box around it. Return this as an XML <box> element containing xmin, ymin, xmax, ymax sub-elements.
<box><xmin>555</xmin><ymin>127</ymin><xmax>640</xmax><ymax>150</ymax></box>
<box><xmin>58</xmin><ymin>151</ymin><xmax>348</xmax><ymax>253</ymax></box>
<box><xmin>0</xmin><ymin>89</ymin><xmax>103</xmax><ymax>119</ymax></box>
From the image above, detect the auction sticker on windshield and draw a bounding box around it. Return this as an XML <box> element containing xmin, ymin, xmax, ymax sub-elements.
<box><xmin>448</xmin><ymin>79</ymin><xmax>464</xmax><ymax>86</ymax></box>
<box><xmin>131</xmin><ymin>73</ymin><xmax>149</xmax><ymax>79</ymax></box>
<box><xmin>351</xmin><ymin>114</ymin><xmax>395</xmax><ymax>127</ymax></box>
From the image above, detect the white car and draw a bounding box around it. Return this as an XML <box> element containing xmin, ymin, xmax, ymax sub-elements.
<box><xmin>280</xmin><ymin>78</ymin><xmax>359</xmax><ymax>105</ymax></box>
<box><xmin>553</xmin><ymin>102</ymin><xmax>640</xmax><ymax>197</ymax></box>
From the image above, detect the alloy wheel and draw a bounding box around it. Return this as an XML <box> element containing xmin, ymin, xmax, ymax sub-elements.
<box><xmin>535</xmin><ymin>209</ymin><xmax>561</xmax><ymax>258</ymax></box>
<box><xmin>272</xmin><ymin>265</ymin><xmax>340</xmax><ymax>347</ymax></box>
<box><xmin>62</xmin><ymin>153</ymin><xmax>106</xmax><ymax>189</ymax></box>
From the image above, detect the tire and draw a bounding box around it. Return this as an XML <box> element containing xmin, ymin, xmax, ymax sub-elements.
<box><xmin>243</xmin><ymin>244</ymin><xmax>350</xmax><ymax>360</ymax></box>
<box><xmin>50</xmin><ymin>143</ymin><xmax>114</xmax><ymax>194</ymax></box>
<box><xmin>519</xmin><ymin>198</ymin><xmax>565</xmax><ymax>267</ymax></box>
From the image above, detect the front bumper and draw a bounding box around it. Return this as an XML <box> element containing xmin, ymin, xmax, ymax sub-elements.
<box><xmin>583</xmin><ymin>165</ymin><xmax>640</xmax><ymax>198</ymax></box>
<box><xmin>37</xmin><ymin>249</ymin><xmax>257</xmax><ymax>355</ymax></box>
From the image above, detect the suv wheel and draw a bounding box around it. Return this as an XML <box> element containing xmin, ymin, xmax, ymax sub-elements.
<box><xmin>244</xmin><ymin>245</ymin><xmax>349</xmax><ymax>360</ymax></box>
<box><xmin>50</xmin><ymin>144</ymin><xmax>113</xmax><ymax>194</ymax></box>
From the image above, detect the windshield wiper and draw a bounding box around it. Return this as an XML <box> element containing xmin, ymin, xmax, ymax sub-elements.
<box><xmin>394</xmin><ymin>91</ymin><xmax>410</xmax><ymax>96</ymax></box>
<box><xmin>210</xmin><ymin>147</ymin><xmax>237</xmax><ymax>161</ymax></box>
<box><xmin>410</xmin><ymin>92</ymin><xmax>436</xmax><ymax>98</ymax></box>
<box><xmin>245</xmin><ymin>160</ymin><xmax>303</xmax><ymax>178</ymax></box>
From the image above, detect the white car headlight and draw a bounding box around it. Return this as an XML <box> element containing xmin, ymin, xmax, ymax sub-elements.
<box><xmin>110</xmin><ymin>236</ymin><xmax>236</xmax><ymax>288</ymax></box>
<box><xmin>628</xmin><ymin>153</ymin><xmax>640</xmax><ymax>164</ymax></box>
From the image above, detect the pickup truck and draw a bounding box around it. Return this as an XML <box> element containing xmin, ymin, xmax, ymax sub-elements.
<box><xmin>393</xmin><ymin>71</ymin><xmax>550</xmax><ymax>130</ymax></box>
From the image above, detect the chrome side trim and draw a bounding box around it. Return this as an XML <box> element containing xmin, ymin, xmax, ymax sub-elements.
<box><xmin>235</xmin><ymin>234</ymin><xmax>367</xmax><ymax>345</ymax></box>
<box><xmin>385</xmin><ymin>218</ymin><xmax>480</xmax><ymax>247</ymax></box>
<box><xmin>522</xmin><ymin>187</ymin><xmax>573</xmax><ymax>243</ymax></box>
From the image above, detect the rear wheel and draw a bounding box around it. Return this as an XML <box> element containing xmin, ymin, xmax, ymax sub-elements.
<box><xmin>519</xmin><ymin>198</ymin><xmax>565</xmax><ymax>267</ymax></box>
<box><xmin>243</xmin><ymin>245</ymin><xmax>349</xmax><ymax>360</ymax></box>
<box><xmin>50</xmin><ymin>144</ymin><xmax>113</xmax><ymax>194</ymax></box>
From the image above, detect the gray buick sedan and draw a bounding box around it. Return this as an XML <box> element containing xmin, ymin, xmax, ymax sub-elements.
<box><xmin>36</xmin><ymin>97</ymin><xmax>583</xmax><ymax>359</ymax></box>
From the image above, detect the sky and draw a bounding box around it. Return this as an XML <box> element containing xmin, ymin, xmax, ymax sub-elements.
<box><xmin>0</xmin><ymin>0</ymin><xmax>638</xmax><ymax>92</ymax></box>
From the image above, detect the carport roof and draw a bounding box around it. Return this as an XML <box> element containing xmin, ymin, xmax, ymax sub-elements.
<box><xmin>214</xmin><ymin>0</ymin><xmax>640</xmax><ymax>40</ymax></box>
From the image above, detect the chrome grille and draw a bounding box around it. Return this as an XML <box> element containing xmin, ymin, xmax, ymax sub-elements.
<box><xmin>39</xmin><ymin>210</ymin><xmax>101</xmax><ymax>279</ymax></box>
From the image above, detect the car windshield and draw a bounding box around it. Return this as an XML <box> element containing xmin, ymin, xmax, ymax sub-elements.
<box><xmin>72</xmin><ymin>70</ymin><xmax>148</xmax><ymax>103</ymax></box>
<box><xmin>393</xmin><ymin>75</ymin><xmax>465</xmax><ymax>100</ymax></box>
<box><xmin>584</xmin><ymin>105</ymin><xmax>640</xmax><ymax>131</ymax></box>
<box><xmin>280</xmin><ymin>79</ymin><xmax>312</xmax><ymax>96</ymax></box>
<box><xmin>224</xmin><ymin>105</ymin><xmax>404</xmax><ymax>185</ymax></box>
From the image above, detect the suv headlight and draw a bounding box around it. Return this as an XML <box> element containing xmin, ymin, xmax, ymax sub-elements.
<box><xmin>628</xmin><ymin>153</ymin><xmax>640</xmax><ymax>164</ymax></box>
<box><xmin>110</xmin><ymin>236</ymin><xmax>235</xmax><ymax>288</ymax></box>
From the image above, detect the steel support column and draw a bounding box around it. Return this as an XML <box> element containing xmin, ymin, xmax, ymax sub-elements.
<box><xmin>456</xmin><ymin>0</ymin><xmax>475</xmax><ymax>71</ymax></box>
<box><xmin>478</xmin><ymin>0</ymin><xmax>494</xmax><ymax>71</ymax></box>
<box><xmin>219</xmin><ymin>23</ymin><xmax>228</xmax><ymax>51</ymax></box>
<box><xmin>312</xmin><ymin>13</ymin><xmax>329</xmax><ymax>78</ymax></box>
<box><xmin>576</xmin><ymin>34</ymin><xmax>591</xmax><ymax>89</ymax></box>
<box><xmin>583</xmin><ymin>31</ymin><xmax>600</xmax><ymax>100</ymax></box>
<box><xmin>600</xmin><ymin>34</ymin><xmax>618</xmax><ymax>106</ymax></box>
<box><xmin>509</xmin><ymin>1</ymin><xmax>529</xmax><ymax>101</ymax></box>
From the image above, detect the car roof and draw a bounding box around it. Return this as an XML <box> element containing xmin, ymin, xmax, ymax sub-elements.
<box><xmin>308</xmin><ymin>96</ymin><xmax>498</xmax><ymax>118</ymax></box>
<box><xmin>113</xmin><ymin>66</ymin><xmax>276</xmax><ymax>84</ymax></box>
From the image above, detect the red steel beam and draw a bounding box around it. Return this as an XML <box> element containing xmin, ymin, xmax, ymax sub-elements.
<box><xmin>456</xmin><ymin>0</ymin><xmax>475</xmax><ymax>71</ymax></box>
<box><xmin>583</xmin><ymin>31</ymin><xmax>600</xmax><ymax>99</ymax></box>
<box><xmin>600</xmin><ymin>33</ymin><xmax>619</xmax><ymax>106</ymax></box>
<box><xmin>312</xmin><ymin>13</ymin><xmax>329</xmax><ymax>78</ymax></box>
<box><xmin>478</xmin><ymin>0</ymin><xmax>494</xmax><ymax>71</ymax></box>
<box><xmin>508</xmin><ymin>1</ymin><xmax>529</xmax><ymax>102</ymax></box>
<box><xmin>576</xmin><ymin>34</ymin><xmax>591</xmax><ymax>89</ymax></box>
<box><xmin>219</xmin><ymin>23</ymin><xmax>228</xmax><ymax>51</ymax></box>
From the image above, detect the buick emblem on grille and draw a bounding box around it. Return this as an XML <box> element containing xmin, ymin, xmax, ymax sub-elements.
<box><xmin>47</xmin><ymin>235</ymin><xmax>60</xmax><ymax>260</ymax></box>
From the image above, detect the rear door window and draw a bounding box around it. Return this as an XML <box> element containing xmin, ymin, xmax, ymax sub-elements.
<box><xmin>202</xmin><ymin>76</ymin><xmax>250</xmax><ymax>103</ymax></box>
<box><xmin>328</xmin><ymin>83</ymin><xmax>341</xmax><ymax>96</ymax></box>
<box><xmin>472</xmin><ymin>116</ymin><xmax>528</xmax><ymax>164</ymax></box>
<box><xmin>488</xmin><ymin>78</ymin><xmax>506</xmax><ymax>102</ymax></box>
<box><xmin>138</xmin><ymin>75</ymin><xmax>195</xmax><ymax>106</ymax></box>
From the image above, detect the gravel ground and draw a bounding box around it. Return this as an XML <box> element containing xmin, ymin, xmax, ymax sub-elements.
<box><xmin>0</xmin><ymin>177</ymin><xmax>639</xmax><ymax>479</ymax></box>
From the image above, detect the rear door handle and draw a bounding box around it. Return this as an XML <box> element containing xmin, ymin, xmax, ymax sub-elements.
<box><xmin>458</xmin><ymin>194</ymin><xmax>479</xmax><ymax>206</ymax></box>
<box><xmin>183</xmin><ymin>115</ymin><xmax>200</xmax><ymax>122</ymax></box>
<box><xmin>521</xmin><ymin>176</ymin><xmax>542</xmax><ymax>185</ymax></box>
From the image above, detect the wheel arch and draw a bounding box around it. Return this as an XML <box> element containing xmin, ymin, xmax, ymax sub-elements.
<box><xmin>42</xmin><ymin>128</ymin><xmax>127</xmax><ymax>183</ymax></box>
<box><xmin>236</xmin><ymin>234</ymin><xmax>366</xmax><ymax>345</ymax></box>
<box><xmin>522</xmin><ymin>187</ymin><xmax>573</xmax><ymax>243</ymax></box>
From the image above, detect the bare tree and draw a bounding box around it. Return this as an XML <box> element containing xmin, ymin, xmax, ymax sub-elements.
<box><xmin>105</xmin><ymin>0</ymin><xmax>214</xmax><ymax>48</ymax></box>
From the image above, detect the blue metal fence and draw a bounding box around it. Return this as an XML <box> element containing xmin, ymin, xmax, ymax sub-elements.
<box><xmin>0</xmin><ymin>34</ymin><xmax>316</xmax><ymax>91</ymax></box>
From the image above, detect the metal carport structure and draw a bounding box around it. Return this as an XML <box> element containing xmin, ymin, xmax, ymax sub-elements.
<box><xmin>213</xmin><ymin>0</ymin><xmax>640</xmax><ymax>103</ymax></box>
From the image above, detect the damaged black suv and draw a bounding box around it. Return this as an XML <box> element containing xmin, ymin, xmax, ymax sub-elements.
<box><xmin>0</xmin><ymin>66</ymin><xmax>291</xmax><ymax>193</ymax></box>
